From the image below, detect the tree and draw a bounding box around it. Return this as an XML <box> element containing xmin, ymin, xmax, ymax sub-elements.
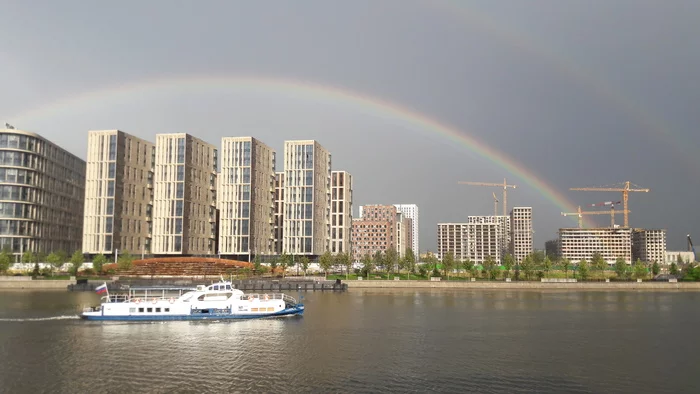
<box><xmin>269</xmin><ymin>257</ymin><xmax>278</xmax><ymax>275</ymax></box>
<box><xmin>253</xmin><ymin>255</ymin><xmax>262</xmax><ymax>275</ymax></box>
<box><xmin>592</xmin><ymin>252</ymin><xmax>607</xmax><ymax>280</ymax></box>
<box><xmin>578</xmin><ymin>259</ymin><xmax>589</xmax><ymax>280</ymax></box>
<box><xmin>531</xmin><ymin>250</ymin><xmax>545</xmax><ymax>268</ymax></box>
<box><xmin>285</xmin><ymin>254</ymin><xmax>296</xmax><ymax>276</ymax></box>
<box><xmin>278</xmin><ymin>256</ymin><xmax>288</xmax><ymax>278</ymax></box>
<box><xmin>442</xmin><ymin>252</ymin><xmax>455</xmax><ymax>280</ymax></box>
<box><xmin>677</xmin><ymin>254</ymin><xmax>684</xmax><ymax>265</ymax></box>
<box><xmin>502</xmin><ymin>254</ymin><xmax>514</xmax><ymax>279</ymax></box>
<box><xmin>562</xmin><ymin>258</ymin><xmax>571</xmax><ymax>279</ymax></box>
<box><xmin>336</xmin><ymin>252</ymin><xmax>352</xmax><ymax>280</ymax></box>
<box><xmin>652</xmin><ymin>261</ymin><xmax>660</xmax><ymax>276</ymax></box>
<box><xmin>56</xmin><ymin>250</ymin><xmax>69</xmax><ymax>265</ymax></box>
<box><xmin>542</xmin><ymin>255</ymin><xmax>552</xmax><ymax>278</ymax></box>
<box><xmin>614</xmin><ymin>257</ymin><xmax>627</xmax><ymax>279</ymax></box>
<box><xmin>22</xmin><ymin>250</ymin><xmax>34</xmax><ymax>265</ymax></box>
<box><xmin>404</xmin><ymin>248</ymin><xmax>416</xmax><ymax>279</ymax></box>
<box><xmin>483</xmin><ymin>255</ymin><xmax>496</xmax><ymax>280</ymax></box>
<box><xmin>670</xmin><ymin>262</ymin><xmax>679</xmax><ymax>276</ymax></box>
<box><xmin>93</xmin><ymin>254</ymin><xmax>107</xmax><ymax>274</ymax></box>
<box><xmin>361</xmin><ymin>254</ymin><xmax>374</xmax><ymax>279</ymax></box>
<box><xmin>463</xmin><ymin>259</ymin><xmax>475</xmax><ymax>279</ymax></box>
<box><xmin>385</xmin><ymin>248</ymin><xmax>398</xmax><ymax>278</ymax></box>
<box><xmin>70</xmin><ymin>250</ymin><xmax>84</xmax><ymax>276</ymax></box>
<box><xmin>117</xmin><ymin>251</ymin><xmax>133</xmax><ymax>271</ymax></box>
<box><xmin>372</xmin><ymin>251</ymin><xmax>385</xmax><ymax>278</ymax></box>
<box><xmin>46</xmin><ymin>252</ymin><xmax>62</xmax><ymax>276</ymax></box>
<box><xmin>520</xmin><ymin>255</ymin><xmax>534</xmax><ymax>280</ymax></box>
<box><xmin>633</xmin><ymin>258</ymin><xmax>646</xmax><ymax>279</ymax></box>
<box><xmin>318</xmin><ymin>251</ymin><xmax>333</xmax><ymax>279</ymax></box>
<box><xmin>0</xmin><ymin>249</ymin><xmax>11</xmax><ymax>274</ymax></box>
<box><xmin>298</xmin><ymin>256</ymin><xmax>310</xmax><ymax>277</ymax></box>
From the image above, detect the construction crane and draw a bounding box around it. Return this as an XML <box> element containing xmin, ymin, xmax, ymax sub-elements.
<box><xmin>458</xmin><ymin>178</ymin><xmax>517</xmax><ymax>216</ymax></box>
<box><xmin>492</xmin><ymin>192</ymin><xmax>499</xmax><ymax>217</ymax></box>
<box><xmin>569</xmin><ymin>181</ymin><xmax>649</xmax><ymax>227</ymax></box>
<box><xmin>689</xmin><ymin>235</ymin><xmax>697</xmax><ymax>262</ymax></box>
<box><xmin>590</xmin><ymin>200</ymin><xmax>622</xmax><ymax>226</ymax></box>
<box><xmin>561</xmin><ymin>206</ymin><xmax>631</xmax><ymax>228</ymax></box>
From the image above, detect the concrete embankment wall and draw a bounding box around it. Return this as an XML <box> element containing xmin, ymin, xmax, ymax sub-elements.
<box><xmin>346</xmin><ymin>280</ymin><xmax>700</xmax><ymax>290</ymax></box>
<box><xmin>0</xmin><ymin>276</ymin><xmax>74</xmax><ymax>289</ymax></box>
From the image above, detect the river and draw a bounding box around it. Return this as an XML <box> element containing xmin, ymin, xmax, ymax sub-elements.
<box><xmin>0</xmin><ymin>289</ymin><xmax>698</xmax><ymax>393</ymax></box>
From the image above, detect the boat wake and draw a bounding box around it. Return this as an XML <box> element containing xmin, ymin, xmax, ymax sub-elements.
<box><xmin>0</xmin><ymin>315</ymin><xmax>80</xmax><ymax>322</ymax></box>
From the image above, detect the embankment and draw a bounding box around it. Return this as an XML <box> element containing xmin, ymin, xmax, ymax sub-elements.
<box><xmin>346</xmin><ymin>280</ymin><xmax>700</xmax><ymax>291</ymax></box>
<box><xmin>0</xmin><ymin>276</ymin><xmax>74</xmax><ymax>290</ymax></box>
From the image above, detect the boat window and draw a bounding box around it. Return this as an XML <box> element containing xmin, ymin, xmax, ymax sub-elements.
<box><xmin>156</xmin><ymin>308</ymin><xmax>161</xmax><ymax>312</ymax></box>
<box><xmin>129</xmin><ymin>308</ymin><xmax>136</xmax><ymax>313</ymax></box>
<box><xmin>147</xmin><ymin>308</ymin><xmax>152</xmax><ymax>312</ymax></box>
<box><xmin>226</xmin><ymin>285</ymin><xmax>231</xmax><ymax>290</ymax></box>
<box><xmin>138</xmin><ymin>308</ymin><xmax>144</xmax><ymax>312</ymax></box>
<box><xmin>213</xmin><ymin>285</ymin><xmax>219</xmax><ymax>291</ymax></box>
<box><xmin>165</xmin><ymin>308</ymin><xmax>170</xmax><ymax>312</ymax></box>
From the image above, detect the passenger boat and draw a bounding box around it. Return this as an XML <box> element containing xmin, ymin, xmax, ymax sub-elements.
<box><xmin>81</xmin><ymin>280</ymin><xmax>305</xmax><ymax>321</ymax></box>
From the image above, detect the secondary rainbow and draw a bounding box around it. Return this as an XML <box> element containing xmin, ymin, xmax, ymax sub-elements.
<box><xmin>10</xmin><ymin>74</ymin><xmax>587</xmax><ymax>225</ymax></box>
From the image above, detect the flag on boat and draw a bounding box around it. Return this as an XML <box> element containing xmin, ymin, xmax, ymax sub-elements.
<box><xmin>95</xmin><ymin>283</ymin><xmax>108</xmax><ymax>294</ymax></box>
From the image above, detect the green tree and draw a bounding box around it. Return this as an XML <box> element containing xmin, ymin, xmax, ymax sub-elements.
<box><xmin>253</xmin><ymin>255</ymin><xmax>262</xmax><ymax>275</ymax></box>
<box><xmin>372</xmin><ymin>251</ymin><xmax>385</xmax><ymax>278</ymax></box>
<box><xmin>299</xmin><ymin>256</ymin><xmax>310</xmax><ymax>277</ymax></box>
<box><xmin>0</xmin><ymin>249</ymin><xmax>11</xmax><ymax>274</ymax></box>
<box><xmin>319</xmin><ymin>251</ymin><xmax>333</xmax><ymax>278</ymax></box>
<box><xmin>56</xmin><ymin>250</ymin><xmax>69</xmax><ymax>264</ymax></box>
<box><xmin>462</xmin><ymin>259</ymin><xmax>474</xmax><ymax>278</ymax></box>
<box><xmin>542</xmin><ymin>255</ymin><xmax>552</xmax><ymax>278</ymax></box>
<box><xmin>46</xmin><ymin>252</ymin><xmax>62</xmax><ymax>276</ymax></box>
<box><xmin>117</xmin><ymin>251</ymin><xmax>133</xmax><ymax>271</ymax></box>
<box><xmin>520</xmin><ymin>255</ymin><xmax>534</xmax><ymax>280</ymax></box>
<box><xmin>502</xmin><ymin>254</ymin><xmax>514</xmax><ymax>279</ymax></box>
<box><xmin>22</xmin><ymin>250</ymin><xmax>34</xmax><ymax>264</ymax></box>
<box><xmin>442</xmin><ymin>252</ymin><xmax>455</xmax><ymax>280</ymax></box>
<box><xmin>285</xmin><ymin>254</ymin><xmax>296</xmax><ymax>276</ymax></box>
<box><xmin>336</xmin><ymin>252</ymin><xmax>352</xmax><ymax>280</ymax></box>
<box><xmin>614</xmin><ymin>257</ymin><xmax>627</xmax><ymax>279</ymax></box>
<box><xmin>70</xmin><ymin>250</ymin><xmax>84</xmax><ymax>276</ymax></box>
<box><xmin>530</xmin><ymin>251</ymin><xmax>545</xmax><ymax>268</ymax></box>
<box><xmin>404</xmin><ymin>248</ymin><xmax>416</xmax><ymax>278</ymax></box>
<box><xmin>385</xmin><ymin>248</ymin><xmax>398</xmax><ymax>278</ymax></box>
<box><xmin>483</xmin><ymin>255</ymin><xmax>496</xmax><ymax>280</ymax></box>
<box><xmin>670</xmin><ymin>262</ymin><xmax>679</xmax><ymax>276</ymax></box>
<box><xmin>424</xmin><ymin>252</ymin><xmax>439</xmax><ymax>277</ymax></box>
<box><xmin>651</xmin><ymin>261</ymin><xmax>660</xmax><ymax>276</ymax></box>
<box><xmin>361</xmin><ymin>254</ymin><xmax>374</xmax><ymax>279</ymax></box>
<box><xmin>633</xmin><ymin>258</ymin><xmax>647</xmax><ymax>279</ymax></box>
<box><xmin>562</xmin><ymin>258</ymin><xmax>571</xmax><ymax>279</ymax></box>
<box><xmin>93</xmin><ymin>254</ymin><xmax>107</xmax><ymax>274</ymax></box>
<box><xmin>592</xmin><ymin>252</ymin><xmax>607</xmax><ymax>280</ymax></box>
<box><xmin>269</xmin><ymin>256</ymin><xmax>278</xmax><ymax>274</ymax></box>
<box><xmin>677</xmin><ymin>254</ymin><xmax>684</xmax><ymax>265</ymax></box>
<box><xmin>278</xmin><ymin>256</ymin><xmax>288</xmax><ymax>278</ymax></box>
<box><xmin>578</xmin><ymin>259</ymin><xmax>589</xmax><ymax>280</ymax></box>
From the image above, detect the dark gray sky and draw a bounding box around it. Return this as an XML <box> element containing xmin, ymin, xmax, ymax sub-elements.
<box><xmin>1</xmin><ymin>0</ymin><xmax>698</xmax><ymax>251</ymax></box>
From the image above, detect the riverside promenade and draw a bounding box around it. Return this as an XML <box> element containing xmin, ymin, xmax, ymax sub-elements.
<box><xmin>346</xmin><ymin>279</ymin><xmax>700</xmax><ymax>290</ymax></box>
<box><xmin>0</xmin><ymin>276</ymin><xmax>74</xmax><ymax>289</ymax></box>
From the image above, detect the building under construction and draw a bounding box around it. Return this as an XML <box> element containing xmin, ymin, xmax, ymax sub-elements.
<box><xmin>559</xmin><ymin>227</ymin><xmax>632</xmax><ymax>265</ymax></box>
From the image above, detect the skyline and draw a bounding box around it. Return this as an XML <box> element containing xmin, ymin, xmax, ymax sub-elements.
<box><xmin>1</xmin><ymin>0</ymin><xmax>698</xmax><ymax>249</ymax></box>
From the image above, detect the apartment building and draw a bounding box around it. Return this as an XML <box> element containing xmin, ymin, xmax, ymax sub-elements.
<box><xmin>467</xmin><ymin>221</ymin><xmax>500</xmax><ymax>263</ymax></box>
<box><xmin>152</xmin><ymin>134</ymin><xmax>217</xmax><ymax>255</ymax></box>
<box><xmin>437</xmin><ymin>223</ymin><xmax>469</xmax><ymax>261</ymax></box>
<box><xmin>351</xmin><ymin>218</ymin><xmax>393</xmax><ymax>262</ymax></box>
<box><xmin>510</xmin><ymin>207</ymin><xmax>533</xmax><ymax>262</ymax></box>
<box><xmin>632</xmin><ymin>228</ymin><xmax>666</xmax><ymax>263</ymax></box>
<box><xmin>394</xmin><ymin>204</ymin><xmax>419</xmax><ymax>254</ymax></box>
<box><xmin>396</xmin><ymin>213</ymin><xmax>412</xmax><ymax>259</ymax></box>
<box><xmin>218</xmin><ymin>137</ymin><xmax>275</xmax><ymax>259</ymax></box>
<box><xmin>0</xmin><ymin>128</ymin><xmax>85</xmax><ymax>256</ymax></box>
<box><xmin>330</xmin><ymin>170</ymin><xmax>353</xmax><ymax>254</ymax></box>
<box><xmin>282</xmin><ymin>140</ymin><xmax>331</xmax><ymax>256</ymax></box>
<box><xmin>83</xmin><ymin>130</ymin><xmax>154</xmax><ymax>257</ymax></box>
<box><xmin>559</xmin><ymin>227</ymin><xmax>632</xmax><ymax>264</ymax></box>
<box><xmin>468</xmin><ymin>215</ymin><xmax>510</xmax><ymax>260</ymax></box>
<box><xmin>273</xmin><ymin>172</ymin><xmax>284</xmax><ymax>255</ymax></box>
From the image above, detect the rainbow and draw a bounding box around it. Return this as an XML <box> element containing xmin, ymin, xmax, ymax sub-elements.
<box><xmin>426</xmin><ymin>0</ymin><xmax>699</xmax><ymax>169</ymax></box>
<box><xmin>9</xmin><ymin>74</ymin><xmax>587</xmax><ymax>225</ymax></box>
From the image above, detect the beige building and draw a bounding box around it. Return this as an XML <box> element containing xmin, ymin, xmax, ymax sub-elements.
<box><xmin>330</xmin><ymin>170</ymin><xmax>353</xmax><ymax>255</ymax></box>
<box><xmin>559</xmin><ymin>227</ymin><xmax>632</xmax><ymax>264</ymax></box>
<box><xmin>351</xmin><ymin>218</ymin><xmax>393</xmax><ymax>262</ymax></box>
<box><xmin>152</xmin><ymin>133</ymin><xmax>217</xmax><ymax>255</ymax></box>
<box><xmin>0</xmin><ymin>128</ymin><xmax>85</xmax><ymax>256</ymax></box>
<box><xmin>632</xmin><ymin>228</ymin><xmax>666</xmax><ymax>263</ymax></box>
<box><xmin>218</xmin><ymin>137</ymin><xmax>275</xmax><ymax>258</ymax></box>
<box><xmin>437</xmin><ymin>223</ymin><xmax>469</xmax><ymax>261</ymax></box>
<box><xmin>468</xmin><ymin>216</ymin><xmax>510</xmax><ymax>261</ymax></box>
<box><xmin>83</xmin><ymin>130</ymin><xmax>154</xmax><ymax>257</ymax></box>
<box><xmin>273</xmin><ymin>171</ymin><xmax>284</xmax><ymax>255</ymax></box>
<box><xmin>510</xmin><ymin>207</ymin><xmax>533</xmax><ymax>262</ymax></box>
<box><xmin>394</xmin><ymin>204</ymin><xmax>419</xmax><ymax>253</ymax></box>
<box><xmin>396</xmin><ymin>213</ymin><xmax>412</xmax><ymax>259</ymax></box>
<box><xmin>467</xmin><ymin>221</ymin><xmax>500</xmax><ymax>263</ymax></box>
<box><xmin>282</xmin><ymin>140</ymin><xmax>331</xmax><ymax>256</ymax></box>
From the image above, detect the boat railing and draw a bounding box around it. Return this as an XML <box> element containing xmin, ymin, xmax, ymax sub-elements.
<box><xmin>239</xmin><ymin>293</ymin><xmax>298</xmax><ymax>304</ymax></box>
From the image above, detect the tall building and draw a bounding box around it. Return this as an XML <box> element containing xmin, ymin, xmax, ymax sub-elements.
<box><xmin>0</xmin><ymin>128</ymin><xmax>85</xmax><ymax>256</ymax></box>
<box><xmin>559</xmin><ymin>227</ymin><xmax>632</xmax><ymax>264</ymax></box>
<box><xmin>632</xmin><ymin>229</ymin><xmax>666</xmax><ymax>263</ymax></box>
<box><xmin>351</xmin><ymin>218</ymin><xmax>393</xmax><ymax>262</ymax></box>
<box><xmin>152</xmin><ymin>133</ymin><xmax>217</xmax><ymax>255</ymax></box>
<box><xmin>394</xmin><ymin>204</ymin><xmax>419</xmax><ymax>253</ymax></box>
<box><xmin>437</xmin><ymin>223</ymin><xmax>468</xmax><ymax>261</ymax></box>
<box><xmin>510</xmin><ymin>207</ymin><xmax>533</xmax><ymax>262</ymax></box>
<box><xmin>273</xmin><ymin>172</ymin><xmax>284</xmax><ymax>255</ymax></box>
<box><xmin>468</xmin><ymin>216</ymin><xmax>510</xmax><ymax>261</ymax></box>
<box><xmin>545</xmin><ymin>239</ymin><xmax>561</xmax><ymax>260</ymax></box>
<box><xmin>83</xmin><ymin>130</ymin><xmax>154</xmax><ymax>257</ymax></box>
<box><xmin>330</xmin><ymin>170</ymin><xmax>353</xmax><ymax>254</ymax></box>
<box><xmin>218</xmin><ymin>137</ymin><xmax>275</xmax><ymax>259</ymax></box>
<box><xmin>395</xmin><ymin>213</ymin><xmax>412</xmax><ymax>259</ymax></box>
<box><xmin>467</xmin><ymin>220</ymin><xmax>500</xmax><ymax>263</ymax></box>
<box><xmin>282</xmin><ymin>140</ymin><xmax>331</xmax><ymax>256</ymax></box>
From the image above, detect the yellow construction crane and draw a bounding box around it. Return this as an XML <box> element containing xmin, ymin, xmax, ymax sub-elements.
<box><xmin>569</xmin><ymin>181</ymin><xmax>649</xmax><ymax>227</ymax></box>
<box><xmin>561</xmin><ymin>206</ymin><xmax>631</xmax><ymax>228</ymax></box>
<box><xmin>458</xmin><ymin>178</ymin><xmax>517</xmax><ymax>216</ymax></box>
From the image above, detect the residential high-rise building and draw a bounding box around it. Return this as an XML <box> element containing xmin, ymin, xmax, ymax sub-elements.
<box><xmin>632</xmin><ymin>229</ymin><xmax>666</xmax><ymax>263</ymax></box>
<box><xmin>83</xmin><ymin>130</ymin><xmax>154</xmax><ymax>257</ymax></box>
<box><xmin>394</xmin><ymin>204</ymin><xmax>419</xmax><ymax>253</ymax></box>
<box><xmin>468</xmin><ymin>216</ymin><xmax>510</xmax><ymax>261</ymax></box>
<box><xmin>396</xmin><ymin>213</ymin><xmax>412</xmax><ymax>259</ymax></box>
<box><xmin>467</xmin><ymin>220</ymin><xmax>500</xmax><ymax>263</ymax></box>
<box><xmin>510</xmin><ymin>207</ymin><xmax>533</xmax><ymax>262</ymax></box>
<box><xmin>351</xmin><ymin>218</ymin><xmax>393</xmax><ymax>262</ymax></box>
<box><xmin>559</xmin><ymin>227</ymin><xmax>632</xmax><ymax>264</ymax></box>
<box><xmin>330</xmin><ymin>170</ymin><xmax>353</xmax><ymax>255</ymax></box>
<box><xmin>273</xmin><ymin>171</ymin><xmax>284</xmax><ymax>255</ymax></box>
<box><xmin>218</xmin><ymin>137</ymin><xmax>275</xmax><ymax>259</ymax></box>
<box><xmin>0</xmin><ymin>128</ymin><xmax>85</xmax><ymax>257</ymax></box>
<box><xmin>282</xmin><ymin>140</ymin><xmax>331</xmax><ymax>256</ymax></box>
<box><xmin>437</xmin><ymin>223</ymin><xmax>469</xmax><ymax>261</ymax></box>
<box><xmin>152</xmin><ymin>133</ymin><xmax>217</xmax><ymax>255</ymax></box>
